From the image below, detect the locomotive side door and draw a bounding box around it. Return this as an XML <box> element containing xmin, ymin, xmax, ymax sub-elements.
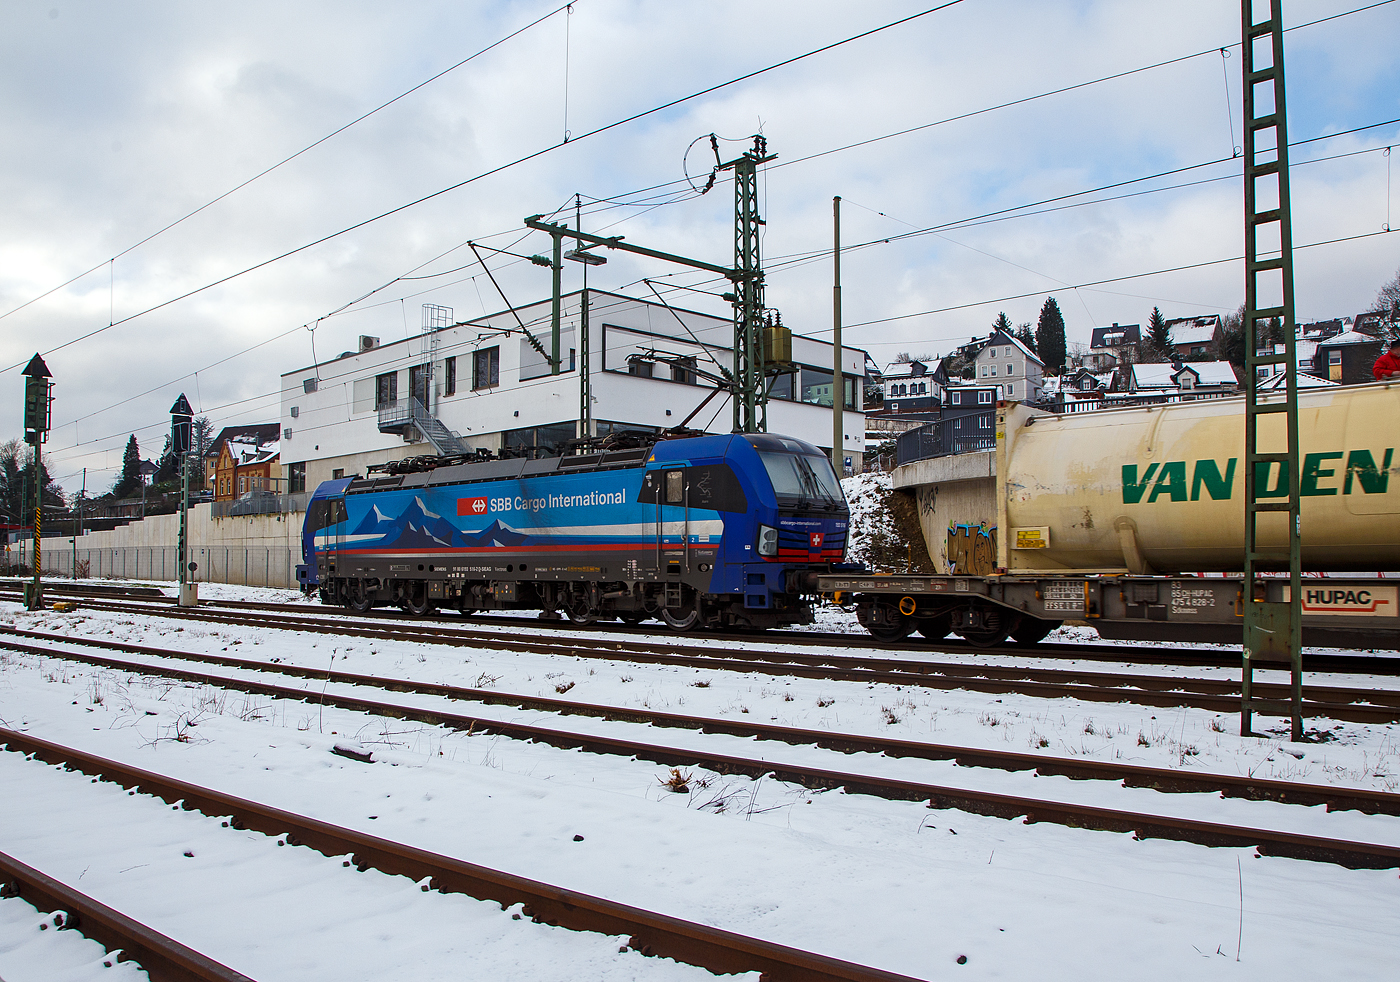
<box><xmin>649</xmin><ymin>467</ymin><xmax>688</xmax><ymax>574</ymax></box>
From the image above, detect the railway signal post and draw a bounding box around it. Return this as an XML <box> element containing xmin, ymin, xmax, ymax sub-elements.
<box><xmin>171</xmin><ymin>394</ymin><xmax>198</xmax><ymax>607</ymax></box>
<box><xmin>21</xmin><ymin>353</ymin><xmax>52</xmax><ymax>611</ymax></box>
<box><xmin>1240</xmin><ymin>0</ymin><xmax>1303</xmax><ymax>740</ymax></box>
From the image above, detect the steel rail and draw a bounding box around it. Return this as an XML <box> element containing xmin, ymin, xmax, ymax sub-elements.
<box><xmin>7</xmin><ymin>600</ymin><xmax>1398</xmax><ymax>722</ymax></box>
<box><xmin>8</xmin><ymin>586</ymin><xmax>1400</xmax><ymax>674</ymax></box>
<box><xmin>0</xmin><ymin>850</ymin><xmax>254</xmax><ymax>982</ymax></box>
<box><xmin>0</xmin><ymin>729</ymin><xmax>928</xmax><ymax>982</ymax></box>
<box><xmin>3</xmin><ymin>649</ymin><xmax>1399</xmax><ymax>867</ymax></box>
<box><xmin>6</xmin><ymin>625</ymin><xmax>1398</xmax><ymax>816</ymax></box>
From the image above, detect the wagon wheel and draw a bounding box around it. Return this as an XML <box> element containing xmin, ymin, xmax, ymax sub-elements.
<box><xmin>347</xmin><ymin>580</ymin><xmax>373</xmax><ymax>614</ymax></box>
<box><xmin>401</xmin><ymin>582</ymin><xmax>431</xmax><ymax>617</ymax></box>
<box><xmin>660</xmin><ymin>589</ymin><xmax>701</xmax><ymax>632</ymax></box>
<box><xmin>564</xmin><ymin>598</ymin><xmax>597</xmax><ymax>625</ymax></box>
<box><xmin>955</xmin><ymin>606</ymin><xmax>1021</xmax><ymax>648</ymax></box>
<box><xmin>1011</xmin><ymin>618</ymin><xmax>1060</xmax><ymax>645</ymax></box>
<box><xmin>916</xmin><ymin>613</ymin><xmax>953</xmax><ymax>640</ymax></box>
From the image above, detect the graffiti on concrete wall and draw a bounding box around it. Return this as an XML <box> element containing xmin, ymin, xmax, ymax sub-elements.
<box><xmin>947</xmin><ymin>522</ymin><xmax>997</xmax><ymax>576</ymax></box>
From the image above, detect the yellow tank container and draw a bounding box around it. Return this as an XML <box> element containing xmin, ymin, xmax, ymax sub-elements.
<box><xmin>997</xmin><ymin>382</ymin><xmax>1400</xmax><ymax>573</ymax></box>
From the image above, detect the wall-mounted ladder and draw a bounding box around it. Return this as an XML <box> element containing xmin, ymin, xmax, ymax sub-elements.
<box><xmin>1240</xmin><ymin>0</ymin><xmax>1303</xmax><ymax>741</ymax></box>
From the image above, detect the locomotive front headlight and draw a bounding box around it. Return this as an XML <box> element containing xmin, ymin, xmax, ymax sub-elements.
<box><xmin>757</xmin><ymin>525</ymin><xmax>779</xmax><ymax>557</ymax></box>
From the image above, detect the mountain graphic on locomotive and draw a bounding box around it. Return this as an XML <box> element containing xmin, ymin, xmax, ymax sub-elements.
<box><xmin>298</xmin><ymin>431</ymin><xmax>851</xmax><ymax>630</ymax></box>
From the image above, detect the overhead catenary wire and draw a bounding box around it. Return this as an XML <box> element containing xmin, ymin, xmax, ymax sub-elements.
<box><xmin>0</xmin><ymin>0</ymin><xmax>968</xmax><ymax>376</ymax></box>
<box><xmin>0</xmin><ymin>1</ymin><xmax>578</xmax><ymax>328</ymax></box>
<box><xmin>33</xmin><ymin>3</ymin><xmax>1400</xmax><ymax>479</ymax></box>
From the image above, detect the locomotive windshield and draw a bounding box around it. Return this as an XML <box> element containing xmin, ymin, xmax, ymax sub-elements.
<box><xmin>757</xmin><ymin>452</ymin><xmax>845</xmax><ymax>509</ymax></box>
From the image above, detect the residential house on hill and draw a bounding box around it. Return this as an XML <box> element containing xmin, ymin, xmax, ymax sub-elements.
<box><xmin>1314</xmin><ymin>329</ymin><xmax>1384</xmax><ymax>385</ymax></box>
<box><xmin>204</xmin><ymin>423</ymin><xmax>282</xmax><ymax>490</ymax></box>
<box><xmin>213</xmin><ymin>432</ymin><xmax>282</xmax><ymax>501</ymax></box>
<box><xmin>972</xmin><ymin>329</ymin><xmax>1045</xmax><ymax>402</ymax></box>
<box><xmin>1164</xmin><ymin>315</ymin><xmax>1222</xmax><ymax>360</ymax></box>
<box><xmin>1087</xmin><ymin>323</ymin><xmax>1141</xmax><ymax>370</ymax></box>
<box><xmin>880</xmin><ymin>359</ymin><xmax>943</xmax><ymax>415</ymax></box>
<box><xmin>1114</xmin><ymin>360</ymin><xmax>1239</xmax><ymax>396</ymax></box>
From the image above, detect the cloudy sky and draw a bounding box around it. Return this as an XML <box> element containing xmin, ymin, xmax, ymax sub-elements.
<box><xmin>3</xmin><ymin>0</ymin><xmax>1398</xmax><ymax>493</ymax></box>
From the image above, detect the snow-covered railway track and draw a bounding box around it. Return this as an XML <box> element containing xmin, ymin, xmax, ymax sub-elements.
<box><xmin>0</xmin><ymin>729</ymin><xmax>924</xmax><ymax>982</ymax></box>
<box><xmin>11</xmin><ymin>586</ymin><xmax>1400</xmax><ymax>675</ymax></box>
<box><xmin>0</xmin><ymin>849</ymin><xmax>252</xmax><ymax>982</ymax></box>
<box><xmin>7</xmin><ymin>599</ymin><xmax>1398</xmax><ymax>722</ymax></box>
<box><xmin>4</xmin><ymin>624</ymin><xmax>1398</xmax><ymax>817</ymax></box>
<box><xmin>4</xmin><ymin>635</ymin><xmax>1398</xmax><ymax>869</ymax></box>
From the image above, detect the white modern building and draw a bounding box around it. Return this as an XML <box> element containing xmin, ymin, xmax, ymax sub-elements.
<box><xmin>279</xmin><ymin>290</ymin><xmax>868</xmax><ymax>490</ymax></box>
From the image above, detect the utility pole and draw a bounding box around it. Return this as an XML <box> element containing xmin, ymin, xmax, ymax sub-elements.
<box><xmin>524</xmin><ymin>134</ymin><xmax>780</xmax><ymax>436</ymax></box>
<box><xmin>21</xmin><ymin>353</ymin><xmax>52</xmax><ymax>610</ymax></box>
<box><xmin>72</xmin><ymin>468</ymin><xmax>84</xmax><ymax>581</ymax></box>
<box><xmin>717</xmin><ymin>136</ymin><xmax>775</xmax><ymax>433</ymax></box>
<box><xmin>832</xmin><ymin>195</ymin><xmax>844</xmax><ymax>475</ymax></box>
<box><xmin>1240</xmin><ymin>0</ymin><xmax>1303</xmax><ymax>740</ymax></box>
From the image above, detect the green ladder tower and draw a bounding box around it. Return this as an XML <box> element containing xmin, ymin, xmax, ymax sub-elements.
<box><xmin>1240</xmin><ymin>0</ymin><xmax>1303</xmax><ymax>741</ymax></box>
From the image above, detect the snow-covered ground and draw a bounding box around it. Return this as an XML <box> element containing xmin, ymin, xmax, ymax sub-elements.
<box><xmin>1</xmin><ymin>585</ymin><xmax>1398</xmax><ymax>980</ymax></box>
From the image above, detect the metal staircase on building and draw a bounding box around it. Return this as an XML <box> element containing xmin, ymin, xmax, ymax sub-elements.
<box><xmin>377</xmin><ymin>397</ymin><xmax>469</xmax><ymax>456</ymax></box>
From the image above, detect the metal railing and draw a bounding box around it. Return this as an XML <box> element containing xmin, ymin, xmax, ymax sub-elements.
<box><xmin>377</xmin><ymin>395</ymin><xmax>428</xmax><ymax>430</ymax></box>
<box><xmin>895</xmin><ymin>418</ymin><xmax>996</xmax><ymax>466</ymax></box>
<box><xmin>210</xmin><ymin>491</ymin><xmax>312</xmax><ymax>519</ymax></box>
<box><xmin>1057</xmin><ymin>388</ymin><xmax>1235</xmax><ymax>413</ymax></box>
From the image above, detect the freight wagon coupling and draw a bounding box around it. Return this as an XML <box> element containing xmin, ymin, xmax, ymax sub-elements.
<box><xmin>303</xmin><ymin>431</ymin><xmax>850</xmax><ymax>632</ymax></box>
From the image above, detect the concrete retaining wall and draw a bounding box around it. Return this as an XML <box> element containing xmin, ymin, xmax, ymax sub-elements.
<box><xmin>26</xmin><ymin>504</ymin><xmax>304</xmax><ymax>589</ymax></box>
<box><xmin>892</xmin><ymin>451</ymin><xmax>997</xmax><ymax>574</ymax></box>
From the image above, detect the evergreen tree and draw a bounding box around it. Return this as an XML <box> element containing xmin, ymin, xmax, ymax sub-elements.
<box><xmin>0</xmin><ymin>440</ymin><xmax>65</xmax><ymax>524</ymax></box>
<box><xmin>992</xmin><ymin>311</ymin><xmax>1013</xmax><ymax>336</ymax></box>
<box><xmin>112</xmin><ymin>434</ymin><xmax>142</xmax><ymax>499</ymax></box>
<box><xmin>1035</xmin><ymin>297</ymin><xmax>1067</xmax><ymax>375</ymax></box>
<box><xmin>1013</xmin><ymin>322</ymin><xmax>1038</xmax><ymax>354</ymax></box>
<box><xmin>1147</xmin><ymin>306</ymin><xmax>1172</xmax><ymax>358</ymax></box>
<box><xmin>1375</xmin><ymin>266</ymin><xmax>1400</xmax><ymax>321</ymax></box>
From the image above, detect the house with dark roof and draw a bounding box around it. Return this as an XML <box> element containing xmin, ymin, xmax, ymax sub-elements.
<box><xmin>1164</xmin><ymin>315</ymin><xmax>1222</xmax><ymax>360</ymax></box>
<box><xmin>204</xmin><ymin>423</ymin><xmax>282</xmax><ymax>488</ymax></box>
<box><xmin>1315</xmin><ymin>330</ymin><xmax>1384</xmax><ymax>384</ymax></box>
<box><xmin>972</xmin><ymin>330</ymin><xmax>1045</xmax><ymax>402</ymax></box>
<box><xmin>1087</xmin><ymin>323</ymin><xmax>1141</xmax><ymax>370</ymax></box>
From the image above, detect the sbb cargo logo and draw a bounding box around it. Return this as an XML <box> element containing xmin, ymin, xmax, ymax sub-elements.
<box><xmin>457</xmin><ymin>496</ymin><xmax>489</xmax><ymax>517</ymax></box>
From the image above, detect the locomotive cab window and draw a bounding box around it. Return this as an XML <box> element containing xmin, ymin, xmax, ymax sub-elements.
<box><xmin>758</xmin><ymin>452</ymin><xmax>844</xmax><ymax>507</ymax></box>
<box><xmin>305</xmin><ymin>498</ymin><xmax>348</xmax><ymax>533</ymax></box>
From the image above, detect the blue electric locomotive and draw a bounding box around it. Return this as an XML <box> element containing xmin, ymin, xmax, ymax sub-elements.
<box><xmin>298</xmin><ymin>431</ymin><xmax>849</xmax><ymax>630</ymax></box>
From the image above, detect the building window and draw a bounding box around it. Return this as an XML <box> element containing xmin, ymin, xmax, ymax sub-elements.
<box><xmin>303</xmin><ymin>377</ymin><xmax>318</xmax><ymax>394</ymax></box>
<box><xmin>239</xmin><ymin>476</ymin><xmax>246</xmax><ymax>494</ymax></box>
<box><xmin>289</xmin><ymin>462</ymin><xmax>306</xmax><ymax>494</ymax></box>
<box><xmin>979</xmin><ymin>416</ymin><xmax>991</xmax><ymax>429</ymax></box>
<box><xmin>671</xmin><ymin>356</ymin><xmax>697</xmax><ymax>385</ymax></box>
<box><xmin>980</xmin><ymin>367</ymin><xmax>988</xmax><ymax>377</ymax></box>
<box><xmin>473</xmin><ymin>346</ymin><xmax>500</xmax><ymax>389</ymax></box>
<box><xmin>628</xmin><ymin>357</ymin><xmax>654</xmax><ymax>378</ymax></box>
<box><xmin>989</xmin><ymin>366</ymin><xmax>997</xmax><ymax>377</ymax></box>
<box><xmin>332</xmin><ymin>468</ymin><xmax>345</xmax><ymax>480</ymax></box>
<box><xmin>444</xmin><ymin>356</ymin><xmax>457</xmax><ymax>396</ymax></box>
<box><xmin>978</xmin><ymin>391</ymin><xmax>992</xmax><ymax>404</ymax></box>
<box><xmin>1006</xmin><ymin>383</ymin><xmax>1014</xmax><ymax>397</ymax></box>
<box><xmin>952</xmin><ymin>391</ymin><xmax>961</xmax><ymax>405</ymax></box>
<box><xmin>375</xmin><ymin>371</ymin><xmax>397</xmax><ymax>409</ymax></box>
<box><xmin>1005</xmin><ymin>363</ymin><xmax>1016</xmax><ymax>376</ymax></box>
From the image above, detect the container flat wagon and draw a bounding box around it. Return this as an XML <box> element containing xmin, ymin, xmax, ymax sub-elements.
<box><xmin>823</xmin><ymin>383</ymin><xmax>1400</xmax><ymax>649</ymax></box>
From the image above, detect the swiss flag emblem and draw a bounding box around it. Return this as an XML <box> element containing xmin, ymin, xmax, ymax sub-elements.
<box><xmin>458</xmin><ymin>496</ymin><xmax>489</xmax><ymax>516</ymax></box>
<box><xmin>809</xmin><ymin>532</ymin><xmax>824</xmax><ymax>550</ymax></box>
